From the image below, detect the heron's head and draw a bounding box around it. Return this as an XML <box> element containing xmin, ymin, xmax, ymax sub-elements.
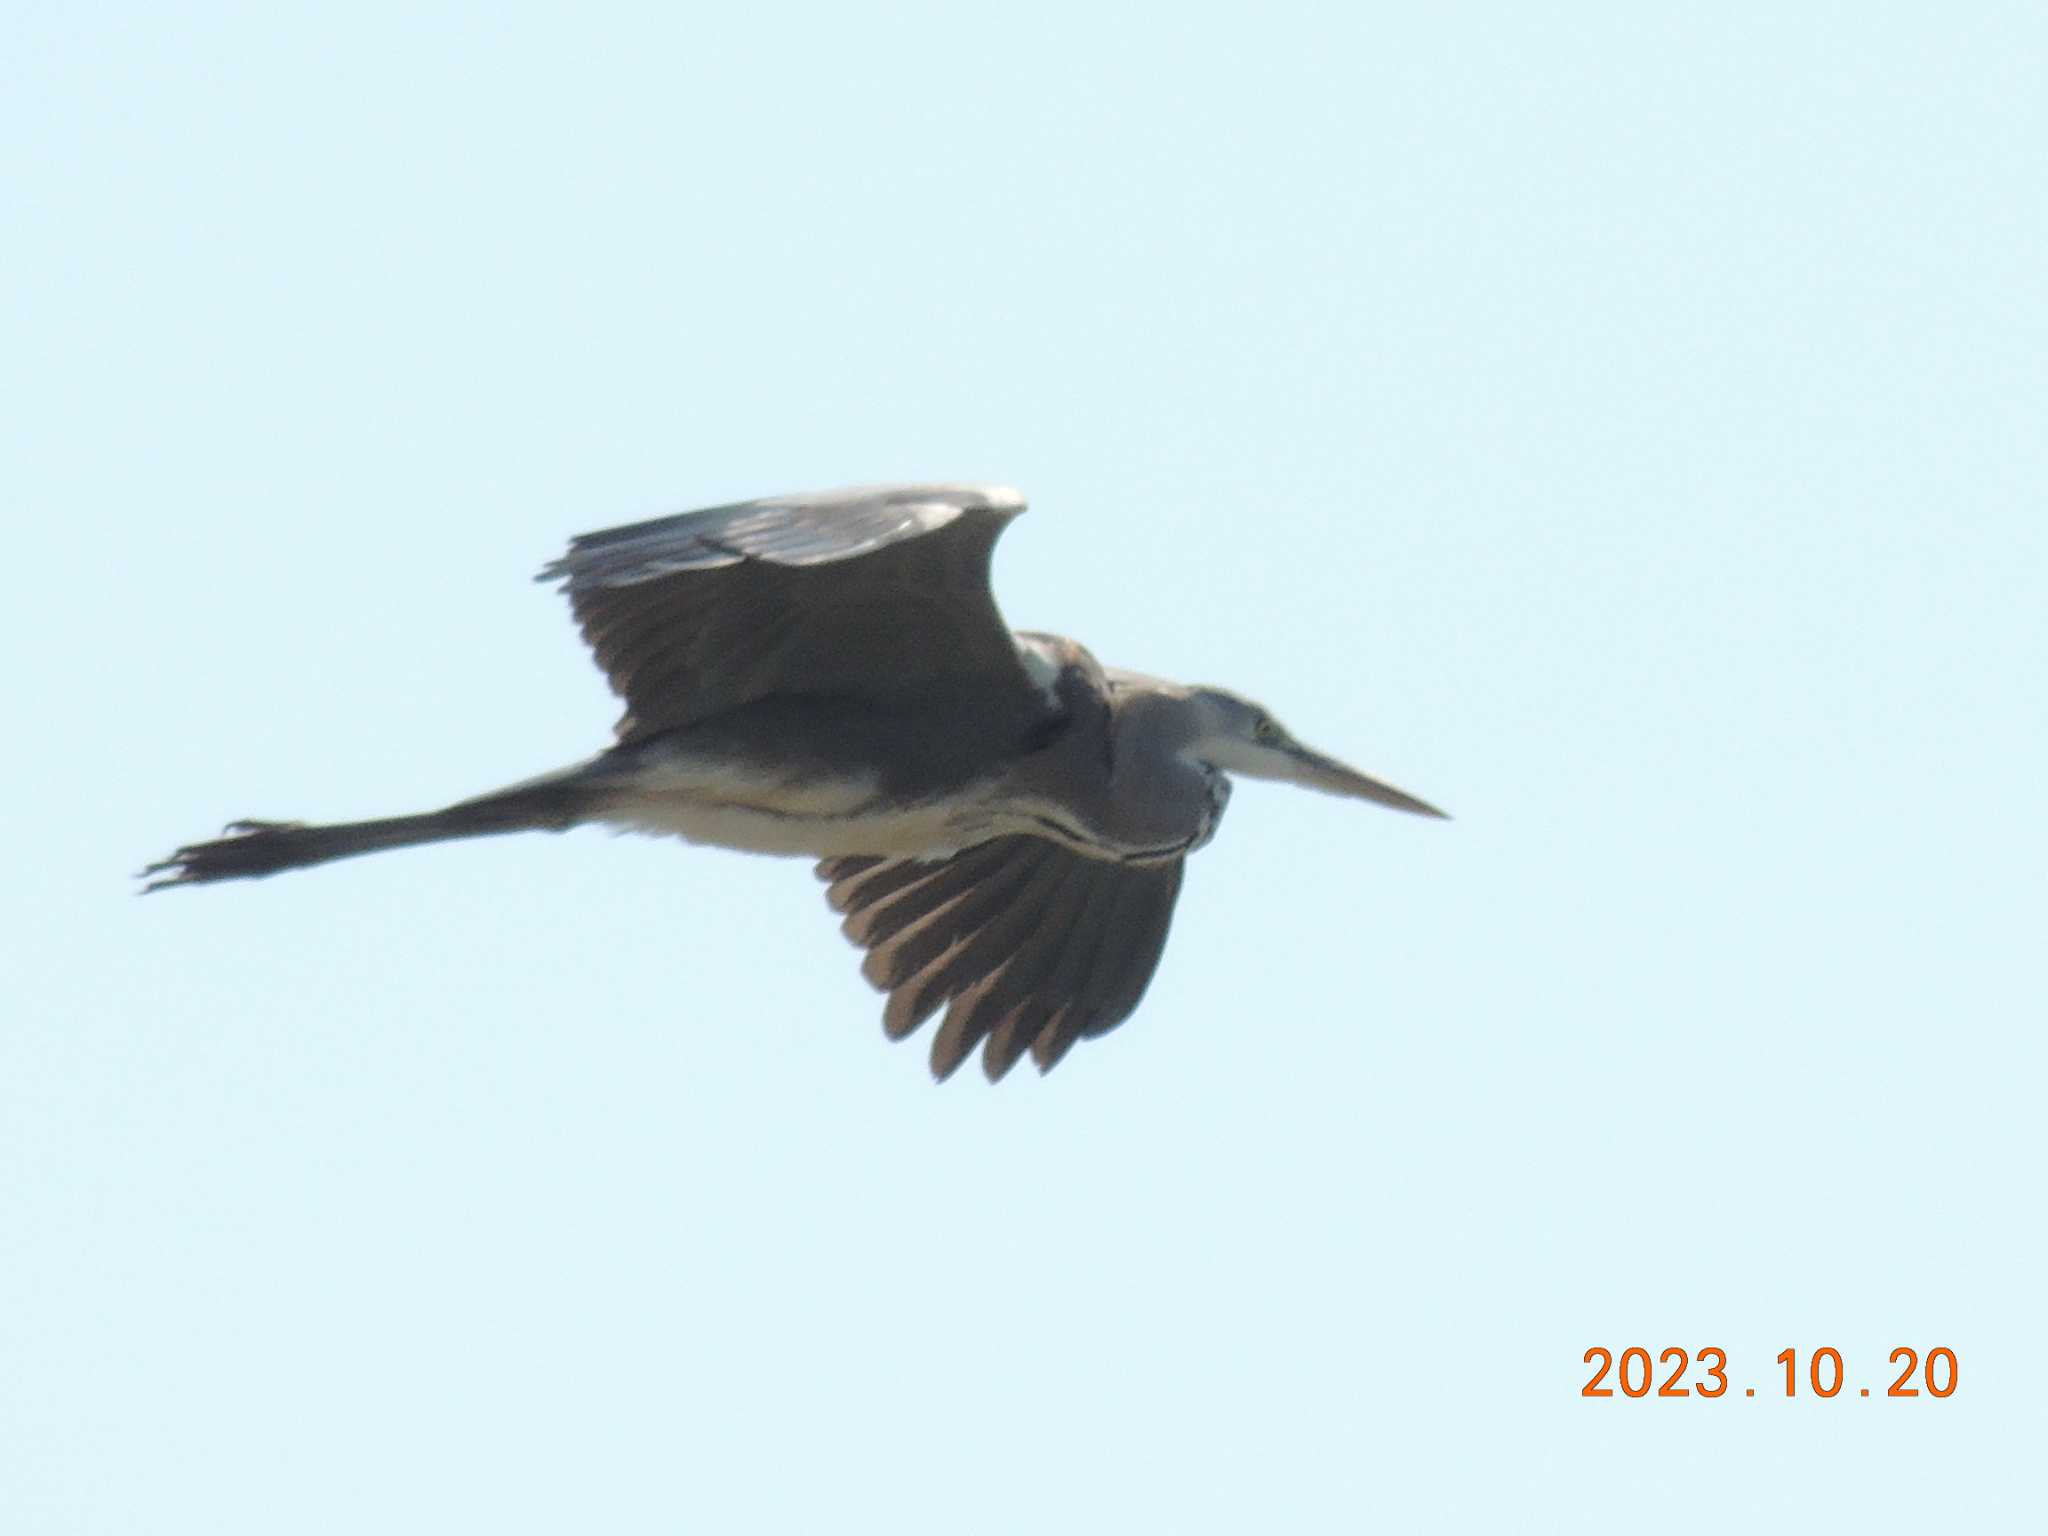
<box><xmin>1184</xmin><ymin>688</ymin><xmax>1448</xmax><ymax>819</ymax></box>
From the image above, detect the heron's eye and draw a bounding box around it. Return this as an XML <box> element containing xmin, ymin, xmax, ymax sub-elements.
<box><xmin>1253</xmin><ymin>716</ymin><xmax>1280</xmax><ymax>745</ymax></box>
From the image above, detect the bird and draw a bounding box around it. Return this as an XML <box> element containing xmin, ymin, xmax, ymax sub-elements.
<box><xmin>143</xmin><ymin>483</ymin><xmax>1445</xmax><ymax>1080</ymax></box>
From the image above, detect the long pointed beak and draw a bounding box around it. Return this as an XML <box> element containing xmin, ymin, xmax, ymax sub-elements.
<box><xmin>1287</xmin><ymin>744</ymin><xmax>1450</xmax><ymax>819</ymax></box>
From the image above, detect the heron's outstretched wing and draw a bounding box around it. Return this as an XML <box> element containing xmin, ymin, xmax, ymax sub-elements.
<box><xmin>816</xmin><ymin>838</ymin><xmax>1187</xmax><ymax>1081</ymax></box>
<box><xmin>540</xmin><ymin>483</ymin><xmax>1043</xmax><ymax>742</ymax></box>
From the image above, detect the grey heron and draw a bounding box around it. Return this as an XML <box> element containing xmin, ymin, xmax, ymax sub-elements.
<box><xmin>144</xmin><ymin>484</ymin><xmax>1445</xmax><ymax>1079</ymax></box>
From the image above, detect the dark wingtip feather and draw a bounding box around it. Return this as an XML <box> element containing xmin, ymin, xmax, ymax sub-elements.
<box><xmin>1030</xmin><ymin>1008</ymin><xmax>1090</xmax><ymax>1074</ymax></box>
<box><xmin>981</xmin><ymin>1002</ymin><xmax>1050</xmax><ymax>1082</ymax></box>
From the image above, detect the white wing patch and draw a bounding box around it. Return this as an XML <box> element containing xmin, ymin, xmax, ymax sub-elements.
<box><xmin>1014</xmin><ymin>634</ymin><xmax>1068</xmax><ymax>709</ymax></box>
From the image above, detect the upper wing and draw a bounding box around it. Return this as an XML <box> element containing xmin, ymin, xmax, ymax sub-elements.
<box><xmin>539</xmin><ymin>483</ymin><xmax>1044</xmax><ymax>741</ymax></box>
<box><xmin>815</xmin><ymin>837</ymin><xmax>1187</xmax><ymax>1081</ymax></box>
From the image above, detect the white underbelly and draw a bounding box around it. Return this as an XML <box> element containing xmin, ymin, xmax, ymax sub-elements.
<box><xmin>593</xmin><ymin>755</ymin><xmax>1000</xmax><ymax>859</ymax></box>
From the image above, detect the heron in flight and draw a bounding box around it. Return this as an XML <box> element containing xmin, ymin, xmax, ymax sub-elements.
<box><xmin>145</xmin><ymin>484</ymin><xmax>1445</xmax><ymax>1079</ymax></box>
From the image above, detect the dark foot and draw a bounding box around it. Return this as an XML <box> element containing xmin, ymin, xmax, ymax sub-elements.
<box><xmin>138</xmin><ymin>819</ymin><xmax>307</xmax><ymax>893</ymax></box>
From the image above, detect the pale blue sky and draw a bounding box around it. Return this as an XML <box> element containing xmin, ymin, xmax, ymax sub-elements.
<box><xmin>4</xmin><ymin>3</ymin><xmax>2043</xmax><ymax>1530</ymax></box>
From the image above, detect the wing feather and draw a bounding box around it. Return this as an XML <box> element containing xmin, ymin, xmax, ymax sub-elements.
<box><xmin>540</xmin><ymin>484</ymin><xmax>1043</xmax><ymax>741</ymax></box>
<box><xmin>814</xmin><ymin>836</ymin><xmax>1189</xmax><ymax>1081</ymax></box>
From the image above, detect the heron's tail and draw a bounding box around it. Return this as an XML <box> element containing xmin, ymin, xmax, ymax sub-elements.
<box><xmin>139</xmin><ymin>778</ymin><xmax>592</xmax><ymax>892</ymax></box>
